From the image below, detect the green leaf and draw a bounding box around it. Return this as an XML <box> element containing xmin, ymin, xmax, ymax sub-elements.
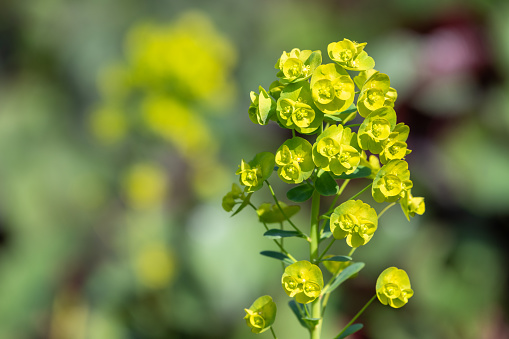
<box><xmin>303</xmin><ymin>317</ymin><xmax>321</xmax><ymax>328</ymax></box>
<box><xmin>263</xmin><ymin>229</ymin><xmax>303</xmax><ymax>239</ymax></box>
<box><xmin>324</xmin><ymin>262</ymin><xmax>365</xmax><ymax>294</ymax></box>
<box><xmin>260</xmin><ymin>251</ymin><xmax>294</xmax><ymax>265</ymax></box>
<box><xmin>288</xmin><ymin>301</ymin><xmax>310</xmax><ymax>329</ymax></box>
<box><xmin>322</xmin><ymin>255</ymin><xmax>352</xmax><ymax>262</ymax></box>
<box><xmin>287</xmin><ymin>183</ymin><xmax>314</xmax><ymax>202</ymax></box>
<box><xmin>336</xmin><ymin>323</ymin><xmax>364</xmax><ymax>339</ymax></box>
<box><xmin>315</xmin><ymin>170</ymin><xmax>339</xmax><ymax>196</ymax></box>
<box><xmin>332</xmin><ymin>166</ymin><xmax>371</xmax><ymax>179</ymax></box>
<box><xmin>231</xmin><ymin>192</ymin><xmax>253</xmax><ymax>217</ymax></box>
<box><xmin>320</xmin><ymin>220</ymin><xmax>332</xmax><ymax>242</ymax></box>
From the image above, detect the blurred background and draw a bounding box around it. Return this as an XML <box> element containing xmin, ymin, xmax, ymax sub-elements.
<box><xmin>0</xmin><ymin>0</ymin><xmax>508</xmax><ymax>338</ymax></box>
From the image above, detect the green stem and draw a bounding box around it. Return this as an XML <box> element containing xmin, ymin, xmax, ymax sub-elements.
<box><xmin>347</xmin><ymin>247</ymin><xmax>356</xmax><ymax>257</ymax></box>
<box><xmin>341</xmin><ymin>111</ymin><xmax>357</xmax><ymax>125</ymax></box>
<box><xmin>333</xmin><ymin>295</ymin><xmax>376</xmax><ymax>339</ymax></box>
<box><xmin>265</xmin><ymin>180</ymin><xmax>306</xmax><ymax>237</ymax></box>
<box><xmin>343</xmin><ymin>123</ymin><xmax>361</xmax><ymax>128</ymax></box>
<box><xmin>309</xmin><ymin>189</ymin><xmax>322</xmax><ymax>339</ymax></box>
<box><xmin>378</xmin><ymin>202</ymin><xmax>396</xmax><ymax>219</ymax></box>
<box><xmin>270</xmin><ymin>326</ymin><xmax>278</xmax><ymax>339</ymax></box>
<box><xmin>292</xmin><ymin>129</ymin><xmax>296</xmax><ymax>138</ymax></box>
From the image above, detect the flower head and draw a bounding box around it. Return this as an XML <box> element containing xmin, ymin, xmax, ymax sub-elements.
<box><xmin>244</xmin><ymin>295</ymin><xmax>277</xmax><ymax>334</ymax></box>
<box><xmin>372</xmin><ymin>160</ymin><xmax>412</xmax><ymax>203</ymax></box>
<box><xmin>400</xmin><ymin>190</ymin><xmax>425</xmax><ymax>221</ymax></box>
<box><xmin>275</xmin><ymin>48</ymin><xmax>322</xmax><ymax>84</ymax></box>
<box><xmin>236</xmin><ymin>152</ymin><xmax>275</xmax><ymax>192</ymax></box>
<box><xmin>310</xmin><ymin>63</ymin><xmax>355</xmax><ymax>116</ymax></box>
<box><xmin>357</xmin><ymin>72</ymin><xmax>396</xmax><ymax>118</ymax></box>
<box><xmin>328</xmin><ymin>39</ymin><xmax>375</xmax><ymax>71</ymax></box>
<box><xmin>330</xmin><ymin>200</ymin><xmax>378</xmax><ymax>247</ymax></box>
<box><xmin>282</xmin><ymin>261</ymin><xmax>324</xmax><ymax>304</ymax></box>
<box><xmin>275</xmin><ymin>137</ymin><xmax>314</xmax><ymax>184</ymax></box>
<box><xmin>376</xmin><ymin>267</ymin><xmax>414</xmax><ymax>308</ymax></box>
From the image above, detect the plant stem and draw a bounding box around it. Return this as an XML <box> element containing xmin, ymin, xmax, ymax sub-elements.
<box><xmin>265</xmin><ymin>180</ymin><xmax>305</xmax><ymax>237</ymax></box>
<box><xmin>347</xmin><ymin>182</ymin><xmax>372</xmax><ymax>201</ymax></box>
<box><xmin>333</xmin><ymin>295</ymin><xmax>376</xmax><ymax>339</ymax></box>
<box><xmin>378</xmin><ymin>202</ymin><xmax>396</xmax><ymax>219</ymax></box>
<box><xmin>309</xmin><ymin>189</ymin><xmax>322</xmax><ymax>339</ymax></box>
<box><xmin>270</xmin><ymin>327</ymin><xmax>278</xmax><ymax>339</ymax></box>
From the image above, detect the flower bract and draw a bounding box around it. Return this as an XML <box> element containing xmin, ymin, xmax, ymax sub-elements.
<box><xmin>310</xmin><ymin>63</ymin><xmax>355</xmax><ymax>117</ymax></box>
<box><xmin>281</xmin><ymin>260</ymin><xmax>324</xmax><ymax>304</ymax></box>
<box><xmin>357</xmin><ymin>72</ymin><xmax>396</xmax><ymax>118</ymax></box>
<box><xmin>400</xmin><ymin>190</ymin><xmax>425</xmax><ymax>221</ymax></box>
<box><xmin>330</xmin><ymin>200</ymin><xmax>378</xmax><ymax>247</ymax></box>
<box><xmin>256</xmin><ymin>202</ymin><xmax>300</xmax><ymax>224</ymax></box>
<box><xmin>275</xmin><ymin>137</ymin><xmax>314</xmax><ymax>184</ymax></box>
<box><xmin>376</xmin><ymin>267</ymin><xmax>414</xmax><ymax>308</ymax></box>
<box><xmin>357</xmin><ymin>106</ymin><xmax>397</xmax><ymax>154</ymax></box>
<box><xmin>328</xmin><ymin>38</ymin><xmax>375</xmax><ymax>71</ymax></box>
<box><xmin>236</xmin><ymin>152</ymin><xmax>275</xmax><ymax>192</ymax></box>
<box><xmin>276</xmin><ymin>82</ymin><xmax>323</xmax><ymax>134</ymax></box>
<box><xmin>372</xmin><ymin>160</ymin><xmax>413</xmax><ymax>203</ymax></box>
<box><xmin>312</xmin><ymin>125</ymin><xmax>361</xmax><ymax>176</ymax></box>
<box><xmin>222</xmin><ymin>183</ymin><xmax>244</xmax><ymax>212</ymax></box>
<box><xmin>244</xmin><ymin>295</ymin><xmax>277</xmax><ymax>334</ymax></box>
<box><xmin>275</xmin><ymin>48</ymin><xmax>322</xmax><ymax>84</ymax></box>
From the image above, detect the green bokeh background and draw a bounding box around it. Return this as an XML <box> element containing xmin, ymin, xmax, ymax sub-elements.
<box><xmin>0</xmin><ymin>0</ymin><xmax>508</xmax><ymax>338</ymax></box>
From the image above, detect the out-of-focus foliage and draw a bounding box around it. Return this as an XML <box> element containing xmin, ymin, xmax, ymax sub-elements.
<box><xmin>0</xmin><ymin>0</ymin><xmax>508</xmax><ymax>338</ymax></box>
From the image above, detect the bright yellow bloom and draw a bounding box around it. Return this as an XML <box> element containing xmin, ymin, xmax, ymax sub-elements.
<box><xmin>376</xmin><ymin>267</ymin><xmax>414</xmax><ymax>308</ymax></box>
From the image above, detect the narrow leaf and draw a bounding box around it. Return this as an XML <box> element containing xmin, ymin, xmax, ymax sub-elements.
<box><xmin>320</xmin><ymin>230</ymin><xmax>332</xmax><ymax>242</ymax></box>
<box><xmin>264</xmin><ymin>229</ymin><xmax>303</xmax><ymax>239</ymax></box>
<box><xmin>231</xmin><ymin>192</ymin><xmax>253</xmax><ymax>217</ymax></box>
<box><xmin>333</xmin><ymin>166</ymin><xmax>371</xmax><ymax>179</ymax></box>
<box><xmin>287</xmin><ymin>184</ymin><xmax>314</xmax><ymax>202</ymax></box>
<box><xmin>315</xmin><ymin>170</ymin><xmax>339</xmax><ymax>196</ymax></box>
<box><xmin>260</xmin><ymin>251</ymin><xmax>294</xmax><ymax>265</ymax></box>
<box><xmin>288</xmin><ymin>301</ymin><xmax>310</xmax><ymax>329</ymax></box>
<box><xmin>324</xmin><ymin>262</ymin><xmax>365</xmax><ymax>294</ymax></box>
<box><xmin>336</xmin><ymin>323</ymin><xmax>364</xmax><ymax>339</ymax></box>
<box><xmin>322</xmin><ymin>255</ymin><xmax>352</xmax><ymax>262</ymax></box>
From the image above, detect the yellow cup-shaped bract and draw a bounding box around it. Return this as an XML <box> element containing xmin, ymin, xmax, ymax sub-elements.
<box><xmin>376</xmin><ymin>267</ymin><xmax>414</xmax><ymax>308</ymax></box>
<box><xmin>281</xmin><ymin>261</ymin><xmax>324</xmax><ymax>304</ymax></box>
<box><xmin>244</xmin><ymin>295</ymin><xmax>277</xmax><ymax>334</ymax></box>
<box><xmin>330</xmin><ymin>200</ymin><xmax>378</xmax><ymax>247</ymax></box>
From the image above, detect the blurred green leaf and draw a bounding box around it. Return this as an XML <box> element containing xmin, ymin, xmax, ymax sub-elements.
<box><xmin>316</xmin><ymin>170</ymin><xmax>339</xmax><ymax>196</ymax></box>
<box><xmin>322</xmin><ymin>255</ymin><xmax>352</xmax><ymax>262</ymax></box>
<box><xmin>336</xmin><ymin>323</ymin><xmax>364</xmax><ymax>339</ymax></box>
<box><xmin>263</xmin><ymin>229</ymin><xmax>304</xmax><ymax>239</ymax></box>
<box><xmin>260</xmin><ymin>251</ymin><xmax>293</xmax><ymax>265</ymax></box>
<box><xmin>324</xmin><ymin>262</ymin><xmax>365</xmax><ymax>294</ymax></box>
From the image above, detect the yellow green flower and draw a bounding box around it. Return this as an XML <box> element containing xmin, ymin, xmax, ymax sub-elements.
<box><xmin>400</xmin><ymin>190</ymin><xmax>425</xmax><ymax>221</ymax></box>
<box><xmin>330</xmin><ymin>200</ymin><xmax>378</xmax><ymax>247</ymax></box>
<box><xmin>313</xmin><ymin>125</ymin><xmax>361</xmax><ymax>176</ymax></box>
<box><xmin>328</xmin><ymin>38</ymin><xmax>375</xmax><ymax>71</ymax></box>
<box><xmin>310</xmin><ymin>63</ymin><xmax>355</xmax><ymax>117</ymax></box>
<box><xmin>275</xmin><ymin>48</ymin><xmax>322</xmax><ymax>84</ymax></box>
<box><xmin>357</xmin><ymin>72</ymin><xmax>397</xmax><ymax>118</ymax></box>
<box><xmin>244</xmin><ymin>295</ymin><xmax>277</xmax><ymax>334</ymax></box>
<box><xmin>236</xmin><ymin>152</ymin><xmax>275</xmax><ymax>192</ymax></box>
<box><xmin>275</xmin><ymin>137</ymin><xmax>314</xmax><ymax>184</ymax></box>
<box><xmin>376</xmin><ymin>267</ymin><xmax>414</xmax><ymax>308</ymax></box>
<box><xmin>276</xmin><ymin>82</ymin><xmax>323</xmax><ymax>134</ymax></box>
<box><xmin>249</xmin><ymin>86</ymin><xmax>276</xmax><ymax>125</ymax></box>
<box><xmin>379</xmin><ymin>123</ymin><xmax>411</xmax><ymax>164</ymax></box>
<box><xmin>359</xmin><ymin>153</ymin><xmax>381</xmax><ymax>180</ymax></box>
<box><xmin>357</xmin><ymin>106</ymin><xmax>397</xmax><ymax>154</ymax></box>
<box><xmin>282</xmin><ymin>261</ymin><xmax>324</xmax><ymax>304</ymax></box>
<box><xmin>372</xmin><ymin>160</ymin><xmax>413</xmax><ymax>203</ymax></box>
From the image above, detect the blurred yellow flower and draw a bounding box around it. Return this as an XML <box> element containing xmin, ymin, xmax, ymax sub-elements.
<box><xmin>89</xmin><ymin>105</ymin><xmax>127</xmax><ymax>144</ymax></box>
<box><xmin>122</xmin><ymin>163</ymin><xmax>168</xmax><ymax>210</ymax></box>
<box><xmin>134</xmin><ymin>242</ymin><xmax>175</xmax><ymax>289</ymax></box>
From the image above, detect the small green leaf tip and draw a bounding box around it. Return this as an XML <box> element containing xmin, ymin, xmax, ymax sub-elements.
<box><xmin>249</xmin><ymin>86</ymin><xmax>276</xmax><ymax>125</ymax></box>
<box><xmin>236</xmin><ymin>152</ymin><xmax>275</xmax><ymax>192</ymax></box>
<box><xmin>376</xmin><ymin>267</ymin><xmax>413</xmax><ymax>308</ymax></box>
<box><xmin>372</xmin><ymin>160</ymin><xmax>412</xmax><ymax>203</ymax></box>
<box><xmin>244</xmin><ymin>295</ymin><xmax>277</xmax><ymax>334</ymax></box>
<box><xmin>328</xmin><ymin>38</ymin><xmax>375</xmax><ymax>71</ymax></box>
<box><xmin>400</xmin><ymin>190</ymin><xmax>425</xmax><ymax>221</ymax></box>
<box><xmin>275</xmin><ymin>137</ymin><xmax>314</xmax><ymax>184</ymax></box>
<box><xmin>282</xmin><ymin>260</ymin><xmax>324</xmax><ymax>304</ymax></box>
<box><xmin>330</xmin><ymin>200</ymin><xmax>378</xmax><ymax>247</ymax></box>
